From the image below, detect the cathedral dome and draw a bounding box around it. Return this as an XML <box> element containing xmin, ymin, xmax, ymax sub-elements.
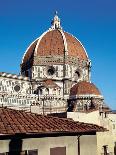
<box><xmin>22</xmin><ymin>14</ymin><xmax>88</xmax><ymax>65</ymax></box>
<box><xmin>70</xmin><ymin>81</ymin><xmax>101</xmax><ymax>96</ymax></box>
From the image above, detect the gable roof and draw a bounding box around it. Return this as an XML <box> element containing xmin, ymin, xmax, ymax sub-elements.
<box><xmin>0</xmin><ymin>108</ymin><xmax>106</xmax><ymax>137</ymax></box>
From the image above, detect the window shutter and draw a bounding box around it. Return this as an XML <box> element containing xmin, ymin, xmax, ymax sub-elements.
<box><xmin>50</xmin><ymin>147</ymin><xmax>66</xmax><ymax>155</ymax></box>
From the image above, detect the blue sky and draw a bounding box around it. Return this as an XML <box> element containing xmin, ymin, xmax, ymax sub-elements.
<box><xmin>0</xmin><ymin>0</ymin><xmax>116</xmax><ymax>109</ymax></box>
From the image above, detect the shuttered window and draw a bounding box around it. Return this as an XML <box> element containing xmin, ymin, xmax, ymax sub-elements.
<box><xmin>50</xmin><ymin>147</ymin><xmax>66</xmax><ymax>155</ymax></box>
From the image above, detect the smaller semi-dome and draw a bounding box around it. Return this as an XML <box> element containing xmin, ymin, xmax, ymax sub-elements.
<box><xmin>70</xmin><ymin>81</ymin><xmax>101</xmax><ymax>96</ymax></box>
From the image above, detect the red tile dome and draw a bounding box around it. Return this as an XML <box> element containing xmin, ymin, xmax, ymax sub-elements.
<box><xmin>70</xmin><ymin>81</ymin><xmax>101</xmax><ymax>96</ymax></box>
<box><xmin>22</xmin><ymin>13</ymin><xmax>89</xmax><ymax>66</ymax></box>
<box><xmin>22</xmin><ymin>30</ymin><xmax>88</xmax><ymax>64</ymax></box>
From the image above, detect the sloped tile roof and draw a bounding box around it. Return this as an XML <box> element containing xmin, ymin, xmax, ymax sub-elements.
<box><xmin>0</xmin><ymin>108</ymin><xmax>105</xmax><ymax>136</ymax></box>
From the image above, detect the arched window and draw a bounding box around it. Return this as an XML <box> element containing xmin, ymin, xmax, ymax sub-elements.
<box><xmin>74</xmin><ymin>70</ymin><xmax>81</xmax><ymax>82</ymax></box>
<box><xmin>75</xmin><ymin>71</ymin><xmax>80</xmax><ymax>78</ymax></box>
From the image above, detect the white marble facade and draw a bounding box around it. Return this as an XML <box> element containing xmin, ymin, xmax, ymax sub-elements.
<box><xmin>0</xmin><ymin>72</ymin><xmax>38</xmax><ymax>111</ymax></box>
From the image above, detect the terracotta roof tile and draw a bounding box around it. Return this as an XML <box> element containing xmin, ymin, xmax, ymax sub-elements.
<box><xmin>0</xmin><ymin>108</ymin><xmax>105</xmax><ymax>136</ymax></box>
<box><xmin>37</xmin><ymin>30</ymin><xmax>64</xmax><ymax>56</ymax></box>
<box><xmin>64</xmin><ymin>32</ymin><xmax>87</xmax><ymax>60</ymax></box>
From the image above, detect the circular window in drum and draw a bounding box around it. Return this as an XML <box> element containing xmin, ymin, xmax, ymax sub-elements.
<box><xmin>47</xmin><ymin>66</ymin><xmax>55</xmax><ymax>75</ymax></box>
<box><xmin>14</xmin><ymin>85</ymin><xmax>20</xmax><ymax>92</ymax></box>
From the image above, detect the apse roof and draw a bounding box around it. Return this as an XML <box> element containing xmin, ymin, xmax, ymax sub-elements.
<box><xmin>70</xmin><ymin>81</ymin><xmax>101</xmax><ymax>96</ymax></box>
